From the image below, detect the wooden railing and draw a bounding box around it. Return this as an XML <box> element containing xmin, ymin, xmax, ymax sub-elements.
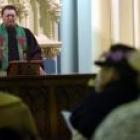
<box><xmin>0</xmin><ymin>74</ymin><xmax>95</xmax><ymax>140</ymax></box>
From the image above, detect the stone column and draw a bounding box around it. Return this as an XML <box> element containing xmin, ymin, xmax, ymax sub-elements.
<box><xmin>119</xmin><ymin>0</ymin><xmax>134</xmax><ymax>45</ymax></box>
<box><xmin>134</xmin><ymin>0</ymin><xmax>140</xmax><ymax>48</ymax></box>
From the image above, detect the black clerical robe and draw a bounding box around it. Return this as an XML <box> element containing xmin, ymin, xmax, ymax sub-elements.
<box><xmin>8</xmin><ymin>27</ymin><xmax>42</xmax><ymax>62</ymax></box>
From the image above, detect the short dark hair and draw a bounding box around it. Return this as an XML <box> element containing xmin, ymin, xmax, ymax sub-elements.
<box><xmin>95</xmin><ymin>43</ymin><xmax>138</xmax><ymax>84</ymax></box>
<box><xmin>1</xmin><ymin>5</ymin><xmax>18</xmax><ymax>16</ymax></box>
<box><xmin>95</xmin><ymin>43</ymin><xmax>136</xmax><ymax>67</ymax></box>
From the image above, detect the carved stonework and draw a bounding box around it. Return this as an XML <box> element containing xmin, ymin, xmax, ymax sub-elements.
<box><xmin>36</xmin><ymin>0</ymin><xmax>62</xmax><ymax>58</ymax></box>
<box><xmin>35</xmin><ymin>34</ymin><xmax>61</xmax><ymax>58</ymax></box>
<box><xmin>17</xmin><ymin>0</ymin><xmax>30</xmax><ymax>15</ymax></box>
<box><xmin>42</xmin><ymin>46</ymin><xmax>61</xmax><ymax>58</ymax></box>
<box><xmin>47</xmin><ymin>0</ymin><xmax>61</xmax><ymax>22</ymax></box>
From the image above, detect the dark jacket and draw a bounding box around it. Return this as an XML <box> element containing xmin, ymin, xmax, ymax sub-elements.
<box><xmin>70</xmin><ymin>80</ymin><xmax>139</xmax><ymax>139</ymax></box>
<box><xmin>7</xmin><ymin>27</ymin><xmax>42</xmax><ymax>62</ymax></box>
<box><xmin>24</xmin><ymin>28</ymin><xmax>42</xmax><ymax>61</ymax></box>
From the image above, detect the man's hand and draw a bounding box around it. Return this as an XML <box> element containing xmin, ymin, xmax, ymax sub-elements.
<box><xmin>39</xmin><ymin>67</ymin><xmax>47</xmax><ymax>75</ymax></box>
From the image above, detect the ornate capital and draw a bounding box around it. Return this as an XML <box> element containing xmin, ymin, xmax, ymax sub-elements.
<box><xmin>35</xmin><ymin>33</ymin><xmax>62</xmax><ymax>58</ymax></box>
<box><xmin>15</xmin><ymin>0</ymin><xmax>30</xmax><ymax>15</ymax></box>
<box><xmin>47</xmin><ymin>0</ymin><xmax>61</xmax><ymax>22</ymax></box>
<box><xmin>42</xmin><ymin>46</ymin><xmax>61</xmax><ymax>58</ymax></box>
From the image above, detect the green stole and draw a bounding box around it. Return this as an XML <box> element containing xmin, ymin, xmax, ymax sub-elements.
<box><xmin>0</xmin><ymin>24</ymin><xmax>27</xmax><ymax>70</ymax></box>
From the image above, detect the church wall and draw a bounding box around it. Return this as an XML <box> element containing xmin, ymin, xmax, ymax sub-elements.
<box><xmin>60</xmin><ymin>0</ymin><xmax>92</xmax><ymax>74</ymax></box>
<box><xmin>91</xmin><ymin>0</ymin><xmax>140</xmax><ymax>73</ymax></box>
<box><xmin>60</xmin><ymin>0</ymin><xmax>77</xmax><ymax>73</ymax></box>
<box><xmin>91</xmin><ymin>0</ymin><xmax>111</xmax><ymax>73</ymax></box>
<box><xmin>77</xmin><ymin>0</ymin><xmax>92</xmax><ymax>73</ymax></box>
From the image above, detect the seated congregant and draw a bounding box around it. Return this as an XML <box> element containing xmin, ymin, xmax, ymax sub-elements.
<box><xmin>69</xmin><ymin>43</ymin><xmax>140</xmax><ymax>140</ymax></box>
<box><xmin>93</xmin><ymin>48</ymin><xmax>140</xmax><ymax>140</ymax></box>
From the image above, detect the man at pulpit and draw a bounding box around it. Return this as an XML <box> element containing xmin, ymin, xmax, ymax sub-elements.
<box><xmin>0</xmin><ymin>5</ymin><xmax>46</xmax><ymax>76</ymax></box>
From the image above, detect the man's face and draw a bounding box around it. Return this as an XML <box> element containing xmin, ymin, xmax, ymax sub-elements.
<box><xmin>94</xmin><ymin>66</ymin><xmax>118</xmax><ymax>92</ymax></box>
<box><xmin>2</xmin><ymin>9</ymin><xmax>17</xmax><ymax>27</ymax></box>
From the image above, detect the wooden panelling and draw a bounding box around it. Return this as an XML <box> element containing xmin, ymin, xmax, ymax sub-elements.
<box><xmin>0</xmin><ymin>74</ymin><xmax>95</xmax><ymax>140</ymax></box>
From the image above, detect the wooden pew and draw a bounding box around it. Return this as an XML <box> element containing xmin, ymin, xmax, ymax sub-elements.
<box><xmin>0</xmin><ymin>74</ymin><xmax>95</xmax><ymax>140</ymax></box>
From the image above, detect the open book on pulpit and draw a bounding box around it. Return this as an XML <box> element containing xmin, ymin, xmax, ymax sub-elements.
<box><xmin>7</xmin><ymin>60</ymin><xmax>42</xmax><ymax>76</ymax></box>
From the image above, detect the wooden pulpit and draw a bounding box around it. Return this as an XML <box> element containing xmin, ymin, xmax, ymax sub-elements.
<box><xmin>7</xmin><ymin>60</ymin><xmax>42</xmax><ymax>76</ymax></box>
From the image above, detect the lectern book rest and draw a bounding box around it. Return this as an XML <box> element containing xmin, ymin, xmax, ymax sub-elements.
<box><xmin>7</xmin><ymin>60</ymin><xmax>42</xmax><ymax>76</ymax></box>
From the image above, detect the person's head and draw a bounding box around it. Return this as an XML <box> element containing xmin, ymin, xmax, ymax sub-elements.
<box><xmin>1</xmin><ymin>5</ymin><xmax>18</xmax><ymax>27</ymax></box>
<box><xmin>94</xmin><ymin>43</ymin><xmax>138</xmax><ymax>92</ymax></box>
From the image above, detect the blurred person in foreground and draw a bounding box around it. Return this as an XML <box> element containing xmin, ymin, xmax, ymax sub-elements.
<box><xmin>0</xmin><ymin>92</ymin><xmax>40</xmax><ymax>140</ymax></box>
<box><xmin>93</xmin><ymin>49</ymin><xmax>140</xmax><ymax>140</ymax></box>
<box><xmin>69</xmin><ymin>43</ymin><xmax>140</xmax><ymax>140</ymax></box>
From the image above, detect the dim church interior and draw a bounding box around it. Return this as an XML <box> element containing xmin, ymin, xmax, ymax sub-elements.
<box><xmin>0</xmin><ymin>1</ymin><xmax>95</xmax><ymax>140</ymax></box>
